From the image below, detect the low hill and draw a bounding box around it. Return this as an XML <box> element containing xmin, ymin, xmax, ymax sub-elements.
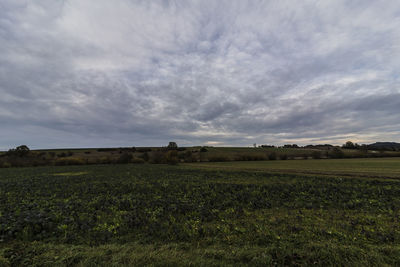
<box><xmin>368</xmin><ymin>142</ymin><xmax>400</xmax><ymax>151</ymax></box>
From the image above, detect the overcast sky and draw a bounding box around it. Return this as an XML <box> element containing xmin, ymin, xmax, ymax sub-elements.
<box><xmin>1</xmin><ymin>0</ymin><xmax>400</xmax><ymax>149</ymax></box>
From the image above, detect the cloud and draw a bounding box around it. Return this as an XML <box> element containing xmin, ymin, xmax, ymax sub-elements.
<box><xmin>1</xmin><ymin>0</ymin><xmax>400</xmax><ymax>149</ymax></box>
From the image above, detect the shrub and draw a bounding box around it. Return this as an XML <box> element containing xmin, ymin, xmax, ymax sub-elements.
<box><xmin>378</xmin><ymin>151</ymin><xmax>388</xmax><ymax>158</ymax></box>
<box><xmin>118</xmin><ymin>147</ymin><xmax>137</xmax><ymax>153</ymax></box>
<box><xmin>31</xmin><ymin>160</ymin><xmax>47</xmax><ymax>167</ymax></box>
<box><xmin>150</xmin><ymin>151</ymin><xmax>166</xmax><ymax>164</ymax></box>
<box><xmin>182</xmin><ymin>151</ymin><xmax>197</xmax><ymax>162</ymax></box>
<box><xmin>329</xmin><ymin>148</ymin><xmax>344</xmax><ymax>159</ymax></box>
<box><xmin>137</xmin><ymin>148</ymin><xmax>152</xmax><ymax>153</ymax></box>
<box><xmin>55</xmin><ymin>157</ymin><xmax>85</xmax><ymax>166</ymax></box>
<box><xmin>98</xmin><ymin>157</ymin><xmax>114</xmax><ymax>164</ymax></box>
<box><xmin>117</xmin><ymin>153</ymin><xmax>133</xmax><ymax>164</ymax></box>
<box><xmin>268</xmin><ymin>152</ymin><xmax>277</xmax><ymax>160</ymax></box>
<box><xmin>234</xmin><ymin>154</ymin><xmax>267</xmax><ymax>161</ymax></box>
<box><xmin>311</xmin><ymin>151</ymin><xmax>321</xmax><ymax>159</ymax></box>
<box><xmin>207</xmin><ymin>155</ymin><xmax>231</xmax><ymax>162</ymax></box>
<box><xmin>0</xmin><ymin>161</ymin><xmax>11</xmax><ymax>168</ymax></box>
<box><xmin>279</xmin><ymin>154</ymin><xmax>288</xmax><ymax>160</ymax></box>
<box><xmin>97</xmin><ymin>148</ymin><xmax>117</xmax><ymax>152</ymax></box>
<box><xmin>132</xmin><ymin>157</ymin><xmax>145</xmax><ymax>164</ymax></box>
<box><xmin>166</xmin><ymin>151</ymin><xmax>179</xmax><ymax>165</ymax></box>
<box><xmin>346</xmin><ymin>151</ymin><xmax>367</xmax><ymax>158</ymax></box>
<box><xmin>140</xmin><ymin>152</ymin><xmax>150</xmax><ymax>162</ymax></box>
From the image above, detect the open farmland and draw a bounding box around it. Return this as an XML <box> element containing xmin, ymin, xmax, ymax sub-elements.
<box><xmin>185</xmin><ymin>158</ymin><xmax>400</xmax><ymax>179</ymax></box>
<box><xmin>1</xmin><ymin>159</ymin><xmax>400</xmax><ymax>266</ymax></box>
<box><xmin>2</xmin><ymin>145</ymin><xmax>400</xmax><ymax>169</ymax></box>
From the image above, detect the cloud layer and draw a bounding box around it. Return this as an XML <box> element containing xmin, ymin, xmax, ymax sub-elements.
<box><xmin>1</xmin><ymin>0</ymin><xmax>400</xmax><ymax>149</ymax></box>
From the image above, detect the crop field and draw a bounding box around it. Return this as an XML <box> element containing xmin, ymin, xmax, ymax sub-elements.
<box><xmin>186</xmin><ymin>158</ymin><xmax>400</xmax><ymax>179</ymax></box>
<box><xmin>1</xmin><ymin>159</ymin><xmax>400</xmax><ymax>266</ymax></box>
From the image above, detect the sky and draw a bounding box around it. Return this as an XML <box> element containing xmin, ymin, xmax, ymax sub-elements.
<box><xmin>1</xmin><ymin>0</ymin><xmax>400</xmax><ymax>149</ymax></box>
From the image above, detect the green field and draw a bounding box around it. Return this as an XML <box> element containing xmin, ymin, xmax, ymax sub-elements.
<box><xmin>1</xmin><ymin>159</ymin><xmax>400</xmax><ymax>266</ymax></box>
<box><xmin>2</xmin><ymin>145</ymin><xmax>400</xmax><ymax>169</ymax></box>
<box><xmin>186</xmin><ymin>158</ymin><xmax>400</xmax><ymax>179</ymax></box>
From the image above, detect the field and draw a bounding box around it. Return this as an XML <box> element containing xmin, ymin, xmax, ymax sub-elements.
<box><xmin>2</xmin><ymin>145</ymin><xmax>400</xmax><ymax>169</ymax></box>
<box><xmin>1</xmin><ymin>159</ymin><xmax>400</xmax><ymax>266</ymax></box>
<box><xmin>185</xmin><ymin>158</ymin><xmax>400</xmax><ymax>179</ymax></box>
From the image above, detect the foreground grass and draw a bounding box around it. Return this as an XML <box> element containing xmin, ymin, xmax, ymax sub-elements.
<box><xmin>1</xmin><ymin>161</ymin><xmax>400</xmax><ymax>265</ymax></box>
<box><xmin>1</xmin><ymin>242</ymin><xmax>399</xmax><ymax>266</ymax></box>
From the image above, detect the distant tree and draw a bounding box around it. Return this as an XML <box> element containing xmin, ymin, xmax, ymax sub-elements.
<box><xmin>359</xmin><ymin>144</ymin><xmax>368</xmax><ymax>153</ymax></box>
<box><xmin>167</xmin><ymin>142</ymin><xmax>178</xmax><ymax>150</ymax></box>
<box><xmin>200</xmin><ymin>147</ymin><xmax>208</xmax><ymax>152</ymax></box>
<box><xmin>342</xmin><ymin>141</ymin><xmax>356</xmax><ymax>149</ymax></box>
<box><xmin>7</xmin><ymin>145</ymin><xmax>30</xmax><ymax>157</ymax></box>
<box><xmin>16</xmin><ymin>145</ymin><xmax>29</xmax><ymax>151</ymax></box>
<box><xmin>304</xmin><ymin>144</ymin><xmax>333</xmax><ymax>149</ymax></box>
<box><xmin>283</xmin><ymin>144</ymin><xmax>299</xmax><ymax>148</ymax></box>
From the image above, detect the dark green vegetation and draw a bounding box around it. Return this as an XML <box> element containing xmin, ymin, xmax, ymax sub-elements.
<box><xmin>186</xmin><ymin>158</ymin><xmax>400</xmax><ymax>179</ymax></box>
<box><xmin>2</xmin><ymin>143</ymin><xmax>400</xmax><ymax>169</ymax></box>
<box><xmin>1</xmin><ymin>159</ymin><xmax>400</xmax><ymax>266</ymax></box>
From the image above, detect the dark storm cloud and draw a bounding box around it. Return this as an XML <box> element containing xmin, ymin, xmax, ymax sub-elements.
<box><xmin>1</xmin><ymin>0</ymin><xmax>400</xmax><ymax>149</ymax></box>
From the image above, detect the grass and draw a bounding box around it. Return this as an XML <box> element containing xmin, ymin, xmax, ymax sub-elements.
<box><xmin>52</xmin><ymin>172</ymin><xmax>88</xmax><ymax>176</ymax></box>
<box><xmin>203</xmin><ymin>146</ymin><xmax>319</xmax><ymax>160</ymax></box>
<box><xmin>1</xmin><ymin>241</ymin><xmax>399</xmax><ymax>266</ymax></box>
<box><xmin>2</xmin><ymin>145</ymin><xmax>399</xmax><ymax>169</ymax></box>
<box><xmin>204</xmin><ymin>147</ymin><xmax>316</xmax><ymax>153</ymax></box>
<box><xmin>1</xmin><ymin>159</ymin><xmax>400</xmax><ymax>265</ymax></box>
<box><xmin>185</xmin><ymin>158</ymin><xmax>400</xmax><ymax>179</ymax></box>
